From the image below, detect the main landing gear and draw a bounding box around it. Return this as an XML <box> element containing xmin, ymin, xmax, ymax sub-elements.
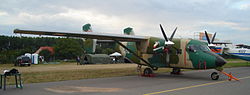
<box><xmin>171</xmin><ymin>68</ymin><xmax>182</xmax><ymax>75</ymax></box>
<box><xmin>144</xmin><ymin>68</ymin><xmax>153</xmax><ymax>75</ymax></box>
<box><xmin>137</xmin><ymin>65</ymin><xmax>157</xmax><ymax>77</ymax></box>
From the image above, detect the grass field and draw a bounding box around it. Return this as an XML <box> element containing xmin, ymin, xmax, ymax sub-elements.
<box><xmin>0</xmin><ymin>63</ymin><xmax>172</xmax><ymax>85</ymax></box>
<box><xmin>0</xmin><ymin>59</ymin><xmax>249</xmax><ymax>85</ymax></box>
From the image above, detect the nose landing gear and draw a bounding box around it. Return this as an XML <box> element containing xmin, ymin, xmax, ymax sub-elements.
<box><xmin>211</xmin><ymin>72</ymin><xmax>219</xmax><ymax>80</ymax></box>
<box><xmin>211</xmin><ymin>71</ymin><xmax>240</xmax><ymax>81</ymax></box>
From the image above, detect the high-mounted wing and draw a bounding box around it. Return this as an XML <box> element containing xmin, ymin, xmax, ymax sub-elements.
<box><xmin>14</xmin><ymin>29</ymin><xmax>152</xmax><ymax>67</ymax></box>
<box><xmin>14</xmin><ymin>29</ymin><xmax>148</xmax><ymax>42</ymax></box>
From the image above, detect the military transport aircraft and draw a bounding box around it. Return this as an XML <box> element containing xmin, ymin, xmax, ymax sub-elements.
<box><xmin>13</xmin><ymin>24</ymin><xmax>239</xmax><ymax>80</ymax></box>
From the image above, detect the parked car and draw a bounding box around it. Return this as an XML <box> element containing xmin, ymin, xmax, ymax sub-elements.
<box><xmin>15</xmin><ymin>55</ymin><xmax>31</xmax><ymax>66</ymax></box>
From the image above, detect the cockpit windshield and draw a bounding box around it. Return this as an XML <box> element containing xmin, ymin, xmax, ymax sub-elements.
<box><xmin>189</xmin><ymin>45</ymin><xmax>210</xmax><ymax>51</ymax></box>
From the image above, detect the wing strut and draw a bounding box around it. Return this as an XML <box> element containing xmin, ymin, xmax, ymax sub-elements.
<box><xmin>114</xmin><ymin>40</ymin><xmax>154</xmax><ymax>68</ymax></box>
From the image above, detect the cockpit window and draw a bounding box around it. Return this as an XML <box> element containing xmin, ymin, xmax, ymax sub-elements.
<box><xmin>200</xmin><ymin>45</ymin><xmax>211</xmax><ymax>51</ymax></box>
<box><xmin>189</xmin><ymin>45</ymin><xmax>210</xmax><ymax>51</ymax></box>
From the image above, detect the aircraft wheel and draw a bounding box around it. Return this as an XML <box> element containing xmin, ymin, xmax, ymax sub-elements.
<box><xmin>211</xmin><ymin>72</ymin><xmax>219</xmax><ymax>80</ymax></box>
<box><xmin>171</xmin><ymin>68</ymin><xmax>181</xmax><ymax>74</ymax></box>
<box><xmin>144</xmin><ymin>68</ymin><xmax>153</xmax><ymax>75</ymax></box>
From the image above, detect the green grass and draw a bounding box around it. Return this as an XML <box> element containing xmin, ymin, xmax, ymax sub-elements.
<box><xmin>223</xmin><ymin>62</ymin><xmax>250</xmax><ymax>68</ymax></box>
<box><xmin>224</xmin><ymin>58</ymin><xmax>250</xmax><ymax>67</ymax></box>
<box><xmin>4</xmin><ymin>68</ymin><xmax>171</xmax><ymax>85</ymax></box>
<box><xmin>0</xmin><ymin>63</ymin><xmax>171</xmax><ymax>85</ymax></box>
<box><xmin>21</xmin><ymin>68</ymin><xmax>137</xmax><ymax>83</ymax></box>
<box><xmin>225</xmin><ymin>58</ymin><xmax>246</xmax><ymax>61</ymax></box>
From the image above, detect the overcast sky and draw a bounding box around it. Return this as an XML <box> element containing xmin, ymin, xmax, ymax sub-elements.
<box><xmin>0</xmin><ymin>0</ymin><xmax>249</xmax><ymax>44</ymax></box>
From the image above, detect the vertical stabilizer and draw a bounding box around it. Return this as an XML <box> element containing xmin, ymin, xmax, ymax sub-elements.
<box><xmin>82</xmin><ymin>23</ymin><xmax>96</xmax><ymax>54</ymax></box>
<box><xmin>124</xmin><ymin>27</ymin><xmax>134</xmax><ymax>35</ymax></box>
<box><xmin>121</xmin><ymin>27</ymin><xmax>140</xmax><ymax>63</ymax></box>
<box><xmin>82</xmin><ymin>23</ymin><xmax>92</xmax><ymax>32</ymax></box>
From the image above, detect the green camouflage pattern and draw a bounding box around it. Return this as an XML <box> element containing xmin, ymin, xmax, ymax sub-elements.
<box><xmin>13</xmin><ymin>26</ymin><xmax>224</xmax><ymax>70</ymax></box>
<box><xmin>82</xmin><ymin>23</ymin><xmax>92</xmax><ymax>32</ymax></box>
<box><xmin>186</xmin><ymin>40</ymin><xmax>217</xmax><ymax>69</ymax></box>
<box><xmin>83</xmin><ymin>39</ymin><xmax>96</xmax><ymax>54</ymax></box>
<box><xmin>117</xmin><ymin>37</ymin><xmax>218</xmax><ymax>69</ymax></box>
<box><xmin>119</xmin><ymin>27</ymin><xmax>140</xmax><ymax>63</ymax></box>
<box><xmin>81</xmin><ymin>26</ymin><xmax>219</xmax><ymax>70</ymax></box>
<box><xmin>82</xmin><ymin>23</ymin><xmax>96</xmax><ymax>54</ymax></box>
<box><xmin>124</xmin><ymin>27</ymin><xmax>134</xmax><ymax>35</ymax></box>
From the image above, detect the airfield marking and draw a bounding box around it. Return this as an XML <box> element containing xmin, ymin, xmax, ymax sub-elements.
<box><xmin>144</xmin><ymin>76</ymin><xmax>250</xmax><ymax>95</ymax></box>
<box><xmin>45</xmin><ymin>86</ymin><xmax>122</xmax><ymax>93</ymax></box>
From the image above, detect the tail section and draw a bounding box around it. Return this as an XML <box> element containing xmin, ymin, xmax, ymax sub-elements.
<box><xmin>119</xmin><ymin>27</ymin><xmax>140</xmax><ymax>63</ymax></box>
<box><xmin>82</xmin><ymin>23</ymin><xmax>92</xmax><ymax>32</ymax></box>
<box><xmin>123</xmin><ymin>27</ymin><xmax>134</xmax><ymax>35</ymax></box>
<box><xmin>82</xmin><ymin>23</ymin><xmax>96</xmax><ymax>54</ymax></box>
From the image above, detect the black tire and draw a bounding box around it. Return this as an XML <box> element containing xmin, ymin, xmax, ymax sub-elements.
<box><xmin>173</xmin><ymin>68</ymin><xmax>180</xmax><ymax>73</ymax></box>
<box><xmin>144</xmin><ymin>68</ymin><xmax>153</xmax><ymax>75</ymax></box>
<box><xmin>171</xmin><ymin>68</ymin><xmax>181</xmax><ymax>74</ymax></box>
<box><xmin>211</xmin><ymin>72</ymin><xmax>219</xmax><ymax>80</ymax></box>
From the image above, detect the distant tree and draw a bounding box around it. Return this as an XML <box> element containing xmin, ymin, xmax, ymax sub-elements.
<box><xmin>102</xmin><ymin>48</ymin><xmax>115</xmax><ymax>55</ymax></box>
<box><xmin>39</xmin><ymin>50</ymin><xmax>54</xmax><ymax>62</ymax></box>
<box><xmin>54</xmin><ymin>38</ymin><xmax>84</xmax><ymax>60</ymax></box>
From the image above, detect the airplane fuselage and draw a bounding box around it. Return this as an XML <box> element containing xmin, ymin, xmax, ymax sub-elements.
<box><xmin>226</xmin><ymin>47</ymin><xmax>250</xmax><ymax>61</ymax></box>
<box><xmin>120</xmin><ymin>37</ymin><xmax>226</xmax><ymax>70</ymax></box>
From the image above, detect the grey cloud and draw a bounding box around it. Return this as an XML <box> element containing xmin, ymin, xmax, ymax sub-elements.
<box><xmin>0</xmin><ymin>0</ymin><xmax>250</xmax><ymax>44</ymax></box>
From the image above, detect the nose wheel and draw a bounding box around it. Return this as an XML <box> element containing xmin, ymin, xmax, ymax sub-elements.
<box><xmin>211</xmin><ymin>72</ymin><xmax>219</xmax><ymax>80</ymax></box>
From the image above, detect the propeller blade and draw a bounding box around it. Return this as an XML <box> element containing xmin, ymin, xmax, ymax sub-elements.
<box><xmin>204</xmin><ymin>31</ymin><xmax>211</xmax><ymax>44</ymax></box>
<box><xmin>211</xmin><ymin>32</ymin><xmax>216</xmax><ymax>44</ymax></box>
<box><xmin>170</xmin><ymin>27</ymin><xmax>177</xmax><ymax>41</ymax></box>
<box><xmin>160</xmin><ymin>24</ymin><xmax>168</xmax><ymax>41</ymax></box>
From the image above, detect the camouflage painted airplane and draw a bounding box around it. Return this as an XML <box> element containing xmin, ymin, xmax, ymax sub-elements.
<box><xmin>14</xmin><ymin>24</ymin><xmax>239</xmax><ymax>80</ymax></box>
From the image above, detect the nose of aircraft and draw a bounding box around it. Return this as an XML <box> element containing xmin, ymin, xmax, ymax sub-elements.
<box><xmin>215</xmin><ymin>56</ymin><xmax>227</xmax><ymax>67</ymax></box>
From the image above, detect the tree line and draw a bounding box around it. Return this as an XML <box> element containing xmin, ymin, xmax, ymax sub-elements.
<box><xmin>0</xmin><ymin>35</ymin><xmax>117</xmax><ymax>64</ymax></box>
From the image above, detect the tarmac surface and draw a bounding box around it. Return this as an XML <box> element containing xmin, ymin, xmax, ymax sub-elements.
<box><xmin>1</xmin><ymin>67</ymin><xmax>250</xmax><ymax>95</ymax></box>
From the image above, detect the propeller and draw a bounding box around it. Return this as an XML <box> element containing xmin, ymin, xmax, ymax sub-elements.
<box><xmin>153</xmin><ymin>24</ymin><xmax>177</xmax><ymax>53</ymax></box>
<box><xmin>160</xmin><ymin>24</ymin><xmax>168</xmax><ymax>41</ymax></box>
<box><xmin>211</xmin><ymin>32</ymin><xmax>216</xmax><ymax>44</ymax></box>
<box><xmin>170</xmin><ymin>27</ymin><xmax>177</xmax><ymax>41</ymax></box>
<box><xmin>204</xmin><ymin>31</ymin><xmax>215</xmax><ymax>47</ymax></box>
<box><xmin>159</xmin><ymin>24</ymin><xmax>176</xmax><ymax>45</ymax></box>
<box><xmin>204</xmin><ymin>31</ymin><xmax>219</xmax><ymax>51</ymax></box>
